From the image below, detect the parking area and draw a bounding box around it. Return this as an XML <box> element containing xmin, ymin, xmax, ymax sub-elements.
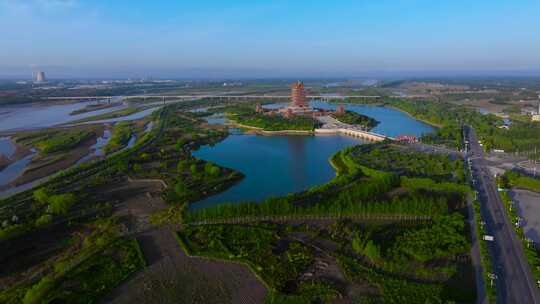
<box><xmin>509</xmin><ymin>189</ymin><xmax>540</xmax><ymax>243</ymax></box>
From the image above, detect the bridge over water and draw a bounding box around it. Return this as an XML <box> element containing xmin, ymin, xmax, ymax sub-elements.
<box><xmin>315</xmin><ymin>115</ymin><xmax>390</xmax><ymax>142</ymax></box>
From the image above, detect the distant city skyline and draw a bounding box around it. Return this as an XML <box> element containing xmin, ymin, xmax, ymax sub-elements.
<box><xmin>1</xmin><ymin>0</ymin><xmax>540</xmax><ymax>78</ymax></box>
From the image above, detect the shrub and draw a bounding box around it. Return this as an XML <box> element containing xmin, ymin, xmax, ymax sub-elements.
<box><xmin>177</xmin><ymin>160</ymin><xmax>190</xmax><ymax>173</ymax></box>
<box><xmin>33</xmin><ymin>188</ymin><xmax>49</xmax><ymax>205</ymax></box>
<box><xmin>35</xmin><ymin>214</ymin><xmax>53</xmax><ymax>227</ymax></box>
<box><xmin>175</xmin><ymin>180</ymin><xmax>187</xmax><ymax>195</ymax></box>
<box><xmin>22</xmin><ymin>275</ymin><xmax>54</xmax><ymax>304</ymax></box>
<box><xmin>48</xmin><ymin>194</ymin><xmax>76</xmax><ymax>215</ymax></box>
<box><xmin>0</xmin><ymin>224</ymin><xmax>28</xmax><ymax>241</ymax></box>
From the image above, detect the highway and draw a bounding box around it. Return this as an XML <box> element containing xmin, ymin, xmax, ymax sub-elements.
<box><xmin>42</xmin><ymin>95</ymin><xmax>382</xmax><ymax>101</ymax></box>
<box><xmin>41</xmin><ymin>94</ymin><xmax>431</xmax><ymax>101</ymax></box>
<box><xmin>465</xmin><ymin>125</ymin><xmax>540</xmax><ymax>304</ymax></box>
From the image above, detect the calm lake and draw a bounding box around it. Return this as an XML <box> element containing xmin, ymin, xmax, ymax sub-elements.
<box><xmin>192</xmin><ymin>102</ymin><xmax>435</xmax><ymax>208</ymax></box>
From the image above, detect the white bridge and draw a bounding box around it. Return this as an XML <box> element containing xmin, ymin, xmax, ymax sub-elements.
<box><xmin>315</xmin><ymin>116</ymin><xmax>390</xmax><ymax>142</ymax></box>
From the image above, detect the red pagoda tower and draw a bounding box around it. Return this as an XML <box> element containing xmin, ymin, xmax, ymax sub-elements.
<box><xmin>291</xmin><ymin>81</ymin><xmax>308</xmax><ymax>108</ymax></box>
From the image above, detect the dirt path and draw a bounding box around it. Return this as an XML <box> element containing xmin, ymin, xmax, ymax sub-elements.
<box><xmin>290</xmin><ymin>232</ymin><xmax>378</xmax><ymax>302</ymax></box>
<box><xmin>102</xmin><ymin>179</ymin><xmax>267</xmax><ymax>304</ymax></box>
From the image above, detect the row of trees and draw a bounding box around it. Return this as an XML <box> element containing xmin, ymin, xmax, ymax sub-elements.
<box><xmin>331</xmin><ymin>110</ymin><xmax>379</xmax><ymax>129</ymax></box>
<box><xmin>186</xmin><ymin>189</ymin><xmax>450</xmax><ymax>223</ymax></box>
<box><xmin>227</xmin><ymin>106</ymin><xmax>317</xmax><ymax>131</ymax></box>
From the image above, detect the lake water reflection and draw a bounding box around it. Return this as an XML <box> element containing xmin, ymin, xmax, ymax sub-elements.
<box><xmin>192</xmin><ymin>134</ymin><xmax>363</xmax><ymax>209</ymax></box>
<box><xmin>193</xmin><ymin>102</ymin><xmax>435</xmax><ymax>208</ymax></box>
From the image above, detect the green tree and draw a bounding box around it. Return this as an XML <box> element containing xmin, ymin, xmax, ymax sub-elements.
<box><xmin>33</xmin><ymin>188</ymin><xmax>49</xmax><ymax>205</ymax></box>
<box><xmin>204</xmin><ymin>162</ymin><xmax>214</xmax><ymax>174</ymax></box>
<box><xmin>175</xmin><ymin>139</ymin><xmax>185</xmax><ymax>151</ymax></box>
<box><xmin>35</xmin><ymin>214</ymin><xmax>53</xmax><ymax>227</ymax></box>
<box><xmin>174</xmin><ymin>180</ymin><xmax>187</xmax><ymax>196</ymax></box>
<box><xmin>177</xmin><ymin>160</ymin><xmax>190</xmax><ymax>173</ymax></box>
<box><xmin>204</xmin><ymin>162</ymin><xmax>220</xmax><ymax>177</ymax></box>
<box><xmin>22</xmin><ymin>275</ymin><xmax>54</xmax><ymax>304</ymax></box>
<box><xmin>48</xmin><ymin>194</ymin><xmax>76</xmax><ymax>215</ymax></box>
<box><xmin>209</xmin><ymin>166</ymin><xmax>220</xmax><ymax>177</ymax></box>
<box><xmin>115</xmin><ymin>159</ymin><xmax>129</xmax><ymax>173</ymax></box>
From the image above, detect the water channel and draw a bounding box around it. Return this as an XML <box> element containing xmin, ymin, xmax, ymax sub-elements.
<box><xmin>0</xmin><ymin>102</ymin><xmax>125</xmax><ymax>132</ymax></box>
<box><xmin>0</xmin><ymin>101</ymin><xmax>163</xmax><ymax>132</ymax></box>
<box><xmin>0</xmin><ymin>102</ymin><xmax>162</xmax><ymax>197</ymax></box>
<box><xmin>0</xmin><ymin>137</ymin><xmax>16</xmax><ymax>158</ymax></box>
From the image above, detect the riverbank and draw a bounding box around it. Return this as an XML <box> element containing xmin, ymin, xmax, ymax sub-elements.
<box><xmin>385</xmin><ymin>105</ymin><xmax>442</xmax><ymax>128</ymax></box>
<box><xmin>321</xmin><ymin>100</ymin><xmax>436</xmax><ymax>129</ymax></box>
<box><xmin>4</xmin><ymin>134</ymin><xmax>100</xmax><ymax>190</ymax></box>
<box><xmin>227</xmin><ymin>121</ymin><xmax>314</xmax><ymax>135</ymax></box>
<box><xmin>327</xmin><ymin>99</ymin><xmax>384</xmax><ymax>106</ymax></box>
<box><xmin>0</xmin><ymin>125</ymin><xmax>108</xmax><ymax>194</ymax></box>
<box><xmin>0</xmin><ymin>98</ymin><xmax>85</xmax><ymax>107</ymax></box>
<box><xmin>331</xmin><ymin>110</ymin><xmax>379</xmax><ymax>130</ymax></box>
<box><xmin>0</xmin><ymin>139</ymin><xmax>33</xmax><ymax>171</ymax></box>
<box><xmin>70</xmin><ymin>106</ymin><xmax>141</xmax><ymax>123</ymax></box>
<box><xmin>70</xmin><ymin>102</ymin><xmax>122</xmax><ymax>115</ymax></box>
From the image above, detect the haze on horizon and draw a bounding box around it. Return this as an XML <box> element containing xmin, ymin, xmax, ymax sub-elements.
<box><xmin>1</xmin><ymin>0</ymin><xmax>540</xmax><ymax>79</ymax></box>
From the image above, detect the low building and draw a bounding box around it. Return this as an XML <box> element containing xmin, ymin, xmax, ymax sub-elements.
<box><xmin>395</xmin><ymin>135</ymin><xmax>418</xmax><ymax>143</ymax></box>
<box><xmin>255</xmin><ymin>103</ymin><xmax>263</xmax><ymax>113</ymax></box>
<box><xmin>532</xmin><ymin>101</ymin><xmax>540</xmax><ymax>121</ymax></box>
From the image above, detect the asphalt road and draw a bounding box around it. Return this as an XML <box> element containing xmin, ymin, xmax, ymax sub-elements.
<box><xmin>466</xmin><ymin>126</ymin><xmax>540</xmax><ymax>304</ymax></box>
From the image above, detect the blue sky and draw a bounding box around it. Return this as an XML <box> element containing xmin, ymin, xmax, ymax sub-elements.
<box><xmin>1</xmin><ymin>0</ymin><xmax>540</xmax><ymax>78</ymax></box>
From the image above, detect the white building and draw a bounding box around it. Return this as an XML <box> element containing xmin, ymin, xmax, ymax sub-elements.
<box><xmin>533</xmin><ymin>101</ymin><xmax>540</xmax><ymax>121</ymax></box>
<box><xmin>35</xmin><ymin>71</ymin><xmax>46</xmax><ymax>83</ymax></box>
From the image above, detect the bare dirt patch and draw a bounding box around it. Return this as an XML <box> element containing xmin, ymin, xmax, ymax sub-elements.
<box><xmin>102</xmin><ymin>179</ymin><xmax>268</xmax><ymax>304</ymax></box>
<box><xmin>10</xmin><ymin>136</ymin><xmax>97</xmax><ymax>187</ymax></box>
